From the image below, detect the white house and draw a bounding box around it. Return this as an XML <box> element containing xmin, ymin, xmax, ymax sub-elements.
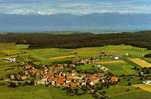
<box><xmin>114</xmin><ymin>56</ymin><xmax>119</xmax><ymax>60</ymax></box>
<box><xmin>4</xmin><ymin>57</ymin><xmax>16</xmax><ymax>62</ymax></box>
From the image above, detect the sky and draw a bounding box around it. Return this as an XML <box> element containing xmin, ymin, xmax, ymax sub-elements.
<box><xmin>0</xmin><ymin>0</ymin><xmax>151</xmax><ymax>15</ymax></box>
<box><xmin>0</xmin><ymin>0</ymin><xmax>151</xmax><ymax>32</ymax></box>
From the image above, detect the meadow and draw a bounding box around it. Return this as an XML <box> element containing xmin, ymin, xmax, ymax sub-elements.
<box><xmin>103</xmin><ymin>61</ymin><xmax>136</xmax><ymax>76</ymax></box>
<box><xmin>0</xmin><ymin>86</ymin><xmax>93</xmax><ymax>99</ymax></box>
<box><xmin>105</xmin><ymin>85</ymin><xmax>151</xmax><ymax>99</ymax></box>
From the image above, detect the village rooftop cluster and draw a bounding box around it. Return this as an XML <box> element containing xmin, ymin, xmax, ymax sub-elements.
<box><xmin>8</xmin><ymin>57</ymin><xmax>119</xmax><ymax>90</ymax></box>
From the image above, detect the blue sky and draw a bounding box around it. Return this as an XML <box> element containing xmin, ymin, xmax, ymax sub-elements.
<box><xmin>0</xmin><ymin>0</ymin><xmax>151</xmax><ymax>15</ymax></box>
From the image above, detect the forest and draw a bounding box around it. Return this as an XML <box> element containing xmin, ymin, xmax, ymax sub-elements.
<box><xmin>0</xmin><ymin>31</ymin><xmax>151</xmax><ymax>49</ymax></box>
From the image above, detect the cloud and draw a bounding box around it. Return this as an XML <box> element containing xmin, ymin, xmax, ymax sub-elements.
<box><xmin>0</xmin><ymin>0</ymin><xmax>46</xmax><ymax>3</ymax></box>
<box><xmin>0</xmin><ymin>0</ymin><xmax>151</xmax><ymax>15</ymax></box>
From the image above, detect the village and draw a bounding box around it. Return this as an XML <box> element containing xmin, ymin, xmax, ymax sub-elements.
<box><xmin>7</xmin><ymin>56</ymin><xmax>119</xmax><ymax>94</ymax></box>
<box><xmin>3</xmin><ymin>50</ymin><xmax>151</xmax><ymax>93</ymax></box>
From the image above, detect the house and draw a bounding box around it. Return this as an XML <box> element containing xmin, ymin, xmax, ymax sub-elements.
<box><xmin>30</xmin><ymin>67</ymin><xmax>38</xmax><ymax>76</ymax></box>
<box><xmin>67</xmin><ymin>81</ymin><xmax>79</xmax><ymax>89</ymax></box>
<box><xmin>87</xmin><ymin>74</ymin><xmax>100</xmax><ymax>86</ymax></box>
<box><xmin>114</xmin><ymin>56</ymin><xmax>119</xmax><ymax>60</ymax></box>
<box><xmin>111</xmin><ymin>76</ymin><xmax>118</xmax><ymax>84</ymax></box>
<box><xmin>35</xmin><ymin>78</ymin><xmax>48</xmax><ymax>85</ymax></box>
<box><xmin>3</xmin><ymin>57</ymin><xmax>16</xmax><ymax>62</ymax></box>
<box><xmin>21</xmin><ymin>76</ymin><xmax>28</xmax><ymax>80</ymax></box>
<box><xmin>9</xmin><ymin>74</ymin><xmax>16</xmax><ymax>80</ymax></box>
<box><xmin>56</xmin><ymin>75</ymin><xmax>66</xmax><ymax>86</ymax></box>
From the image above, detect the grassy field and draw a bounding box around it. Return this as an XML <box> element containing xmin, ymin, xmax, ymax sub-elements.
<box><xmin>0</xmin><ymin>86</ymin><xmax>93</xmax><ymax>99</ymax></box>
<box><xmin>1</xmin><ymin>44</ymin><xmax>150</xmax><ymax>64</ymax></box>
<box><xmin>97</xmin><ymin>45</ymin><xmax>151</xmax><ymax>57</ymax></box>
<box><xmin>0</xmin><ymin>85</ymin><xmax>150</xmax><ymax>99</ymax></box>
<box><xmin>105</xmin><ymin>85</ymin><xmax>151</xmax><ymax>99</ymax></box>
<box><xmin>72</xmin><ymin>45</ymin><xmax>151</xmax><ymax>58</ymax></box>
<box><xmin>76</xmin><ymin>64</ymin><xmax>98</xmax><ymax>73</ymax></box>
<box><xmin>103</xmin><ymin>61</ymin><xmax>136</xmax><ymax>76</ymax></box>
<box><xmin>0</xmin><ymin>62</ymin><xmax>20</xmax><ymax>79</ymax></box>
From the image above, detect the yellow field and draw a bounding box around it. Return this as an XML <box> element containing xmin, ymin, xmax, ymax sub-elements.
<box><xmin>96</xmin><ymin>60</ymin><xmax>126</xmax><ymax>65</ymax></box>
<box><xmin>129</xmin><ymin>58</ymin><xmax>151</xmax><ymax>68</ymax></box>
<box><xmin>49</xmin><ymin>55</ymin><xmax>75</xmax><ymax>60</ymax></box>
<box><xmin>134</xmin><ymin>84</ymin><xmax>151</xmax><ymax>93</ymax></box>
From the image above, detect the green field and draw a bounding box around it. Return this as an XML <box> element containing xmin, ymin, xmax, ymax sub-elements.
<box><xmin>105</xmin><ymin>85</ymin><xmax>151</xmax><ymax>99</ymax></box>
<box><xmin>103</xmin><ymin>62</ymin><xmax>136</xmax><ymax>76</ymax></box>
<box><xmin>0</xmin><ymin>86</ymin><xmax>93</xmax><ymax>99</ymax></box>
<box><xmin>0</xmin><ymin>43</ymin><xmax>151</xmax><ymax>99</ymax></box>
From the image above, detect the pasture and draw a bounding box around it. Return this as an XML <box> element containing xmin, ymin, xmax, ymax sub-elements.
<box><xmin>97</xmin><ymin>45</ymin><xmax>151</xmax><ymax>57</ymax></box>
<box><xmin>73</xmin><ymin>45</ymin><xmax>151</xmax><ymax>58</ymax></box>
<box><xmin>76</xmin><ymin>64</ymin><xmax>98</xmax><ymax>73</ymax></box>
<box><xmin>0</xmin><ymin>62</ymin><xmax>20</xmax><ymax>79</ymax></box>
<box><xmin>0</xmin><ymin>86</ymin><xmax>93</xmax><ymax>99</ymax></box>
<box><xmin>103</xmin><ymin>61</ymin><xmax>136</xmax><ymax>76</ymax></box>
<box><xmin>105</xmin><ymin>85</ymin><xmax>151</xmax><ymax>99</ymax></box>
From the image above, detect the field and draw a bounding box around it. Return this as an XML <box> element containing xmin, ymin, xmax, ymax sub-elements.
<box><xmin>49</xmin><ymin>55</ymin><xmax>75</xmax><ymax>60</ymax></box>
<box><xmin>129</xmin><ymin>58</ymin><xmax>151</xmax><ymax>68</ymax></box>
<box><xmin>133</xmin><ymin>84</ymin><xmax>151</xmax><ymax>93</ymax></box>
<box><xmin>0</xmin><ymin>43</ymin><xmax>151</xmax><ymax>99</ymax></box>
<box><xmin>103</xmin><ymin>61</ymin><xmax>136</xmax><ymax>76</ymax></box>
<box><xmin>96</xmin><ymin>60</ymin><xmax>126</xmax><ymax>65</ymax></box>
<box><xmin>0</xmin><ymin>86</ymin><xmax>93</xmax><ymax>99</ymax></box>
<box><xmin>105</xmin><ymin>85</ymin><xmax>151</xmax><ymax>99</ymax></box>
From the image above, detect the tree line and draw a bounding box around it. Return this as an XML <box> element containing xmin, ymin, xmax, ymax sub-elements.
<box><xmin>0</xmin><ymin>31</ymin><xmax>151</xmax><ymax>49</ymax></box>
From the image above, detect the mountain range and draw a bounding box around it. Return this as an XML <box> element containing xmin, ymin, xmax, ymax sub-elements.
<box><xmin>0</xmin><ymin>13</ymin><xmax>151</xmax><ymax>32</ymax></box>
